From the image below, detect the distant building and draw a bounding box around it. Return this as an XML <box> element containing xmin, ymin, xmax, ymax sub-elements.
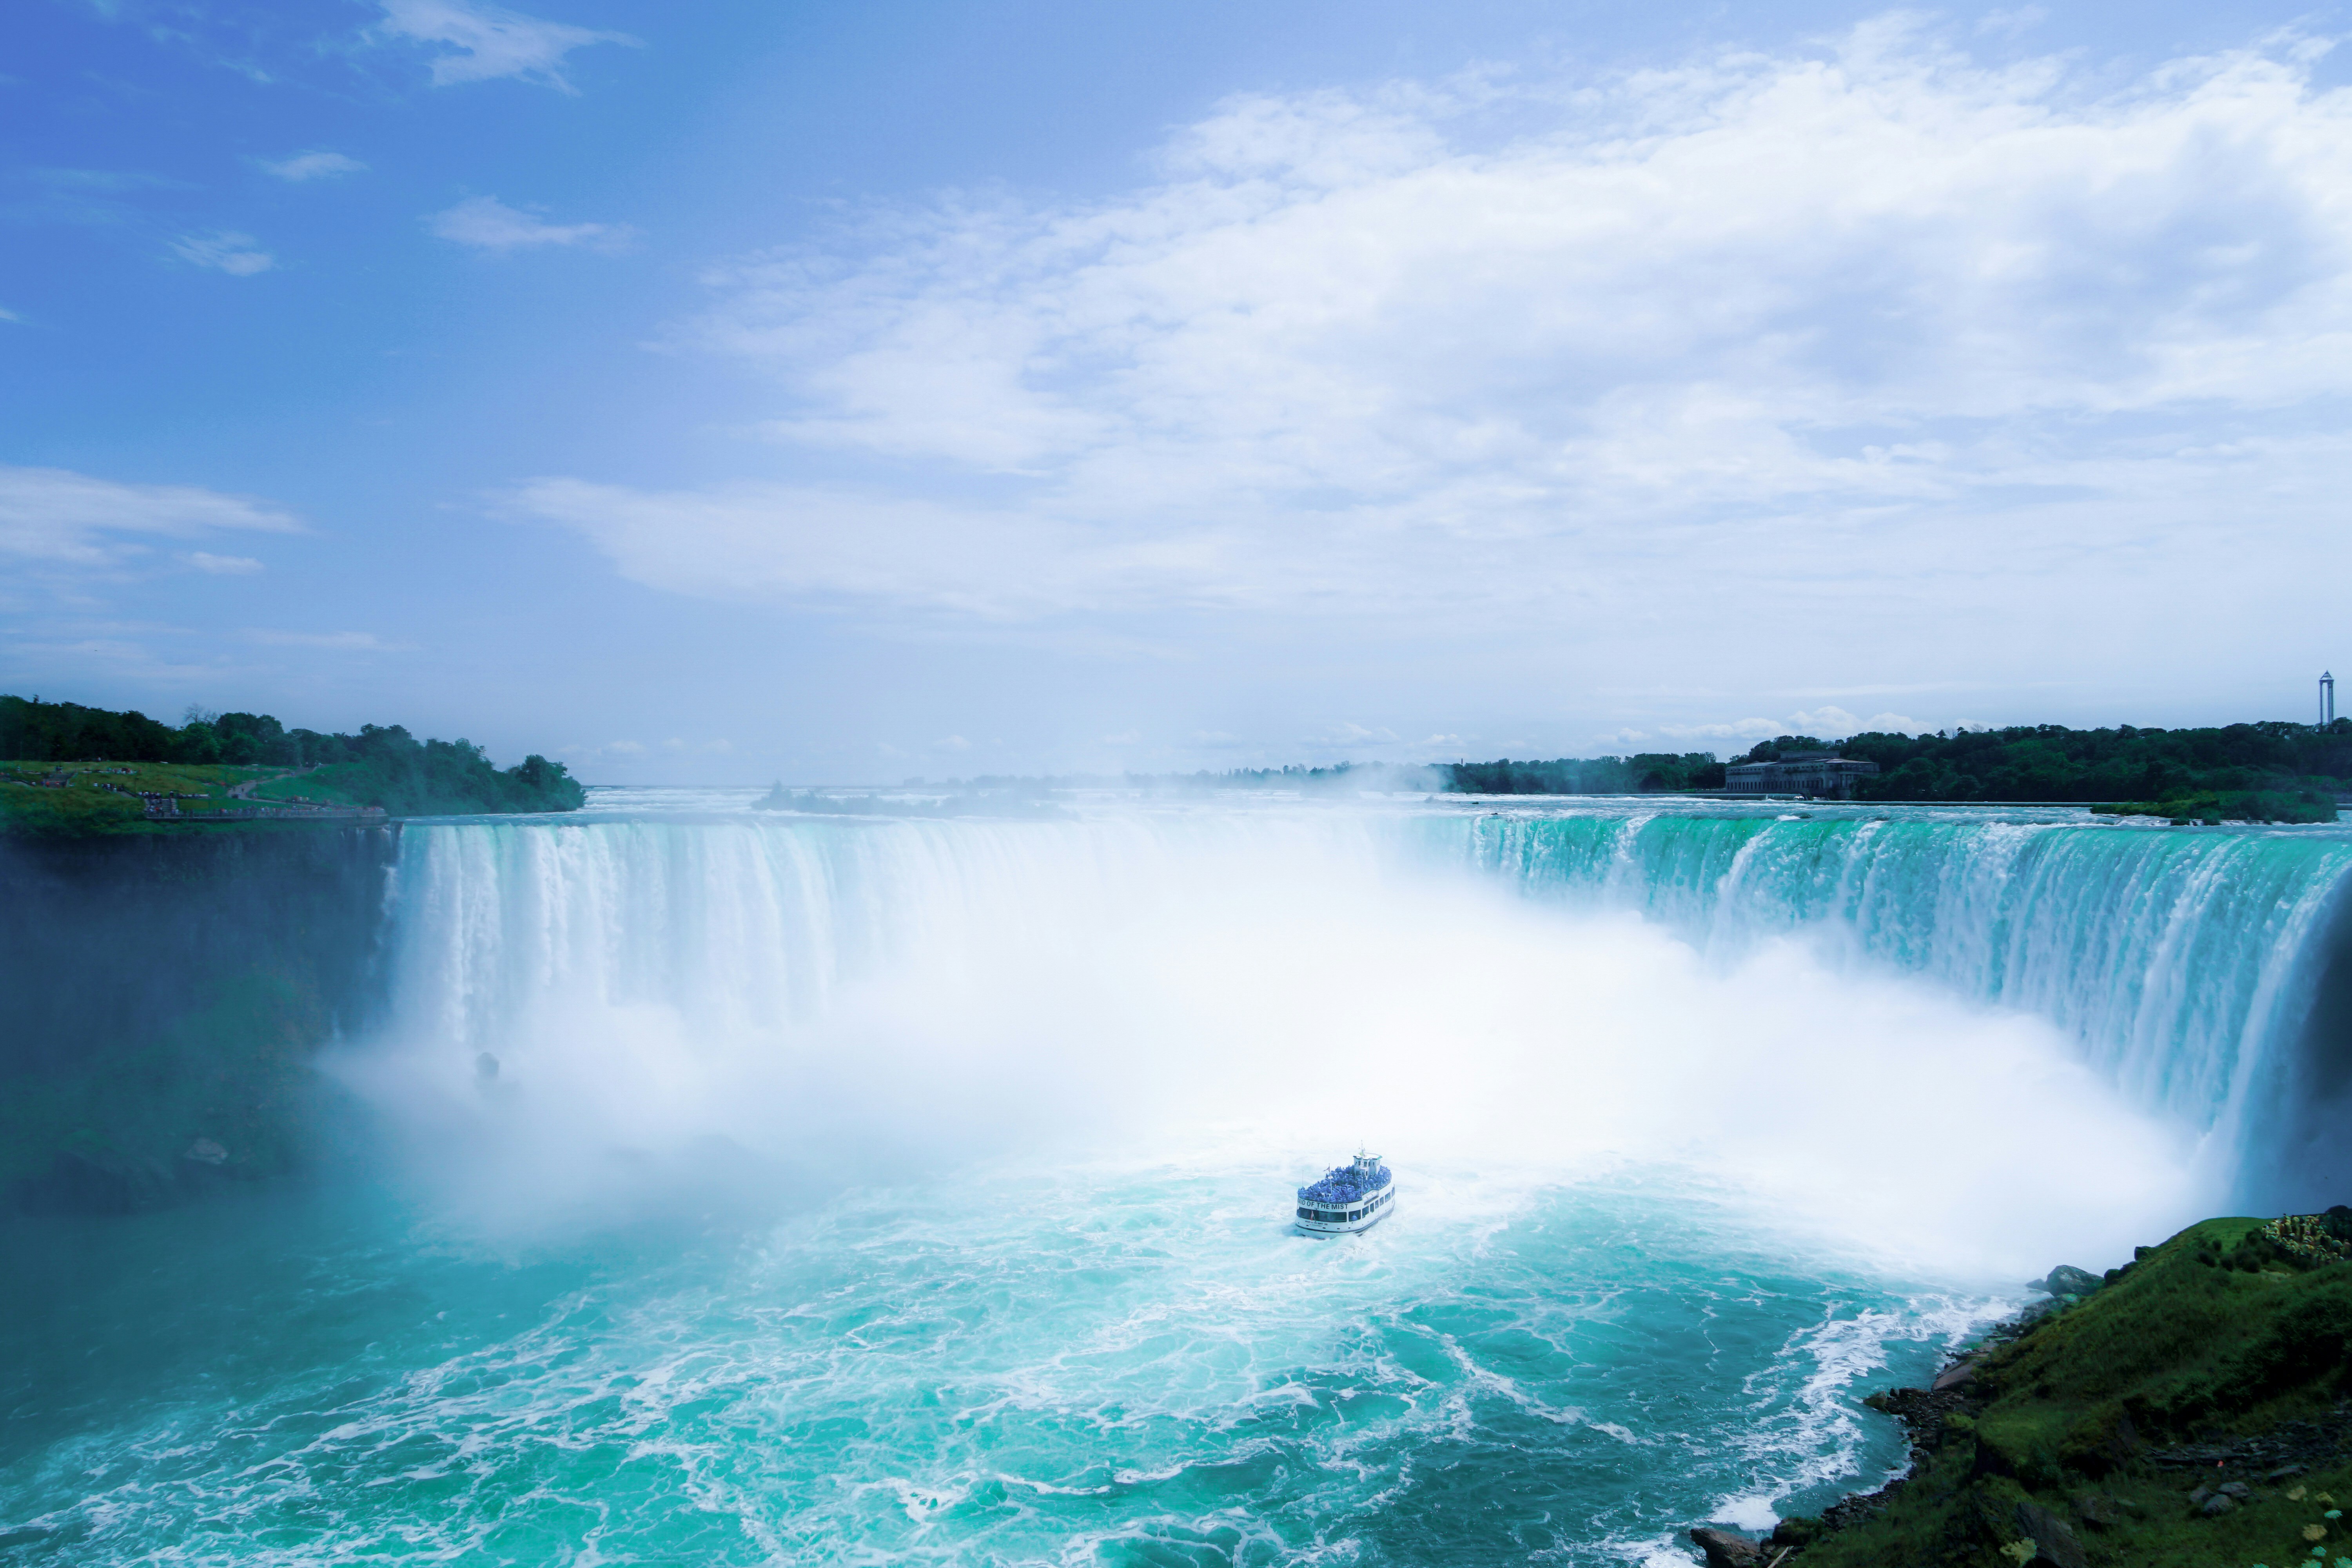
<box><xmin>1724</xmin><ymin>751</ymin><xmax>1880</xmax><ymax>799</ymax></box>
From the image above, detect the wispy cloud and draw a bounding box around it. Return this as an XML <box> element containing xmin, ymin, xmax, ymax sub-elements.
<box><xmin>16</xmin><ymin>167</ymin><xmax>190</xmax><ymax>228</ymax></box>
<box><xmin>503</xmin><ymin>477</ymin><xmax>1249</xmax><ymax>617</ymax></box>
<box><xmin>187</xmin><ymin>552</ymin><xmax>265</xmax><ymax>575</ymax></box>
<box><xmin>261</xmin><ymin>151</ymin><xmax>367</xmax><ymax>182</ymax></box>
<box><xmin>171</xmin><ymin>231</ymin><xmax>273</xmax><ymax>275</ymax></box>
<box><xmin>558</xmin><ymin>739</ymin><xmax>646</xmax><ymax>760</ymax></box>
<box><xmin>1654</xmin><ymin>708</ymin><xmax>1929</xmax><ymax>745</ymax></box>
<box><xmin>376</xmin><ymin>0</ymin><xmax>639</xmax><ymax>91</ymax></box>
<box><xmin>34</xmin><ymin>167</ymin><xmax>181</xmax><ymax>193</ymax></box>
<box><xmin>0</xmin><ymin>465</ymin><xmax>299</xmax><ymax>567</ymax></box>
<box><xmin>241</xmin><ymin>629</ymin><xmax>405</xmax><ymax>652</ymax></box>
<box><xmin>1978</xmin><ymin>6</ymin><xmax>2048</xmax><ymax>37</ymax></box>
<box><xmin>426</xmin><ymin>194</ymin><xmax>629</xmax><ymax>252</ymax></box>
<box><xmin>508</xmin><ymin>20</ymin><xmax>2352</xmax><ymax>693</ymax></box>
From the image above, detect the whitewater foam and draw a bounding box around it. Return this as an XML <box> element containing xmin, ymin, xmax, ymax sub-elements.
<box><xmin>12</xmin><ymin>792</ymin><xmax>2349</xmax><ymax>1564</ymax></box>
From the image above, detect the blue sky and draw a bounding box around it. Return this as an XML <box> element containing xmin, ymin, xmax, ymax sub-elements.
<box><xmin>6</xmin><ymin>0</ymin><xmax>2351</xmax><ymax>782</ymax></box>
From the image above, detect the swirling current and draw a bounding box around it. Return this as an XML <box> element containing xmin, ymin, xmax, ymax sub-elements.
<box><xmin>2</xmin><ymin>791</ymin><xmax>2347</xmax><ymax>1565</ymax></box>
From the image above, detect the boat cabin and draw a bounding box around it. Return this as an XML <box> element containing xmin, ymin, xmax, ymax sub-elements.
<box><xmin>1295</xmin><ymin>1151</ymin><xmax>1396</xmax><ymax>1235</ymax></box>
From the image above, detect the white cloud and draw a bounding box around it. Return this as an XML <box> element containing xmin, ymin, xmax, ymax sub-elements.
<box><xmin>523</xmin><ymin>24</ymin><xmax>2351</xmax><ymax>649</ymax></box>
<box><xmin>1786</xmin><ymin>705</ymin><xmax>1926</xmax><ymax>735</ymax></box>
<box><xmin>0</xmin><ymin>465</ymin><xmax>299</xmax><ymax>567</ymax></box>
<box><xmin>377</xmin><ymin>0</ymin><xmax>638</xmax><ymax>91</ymax></box>
<box><xmin>1978</xmin><ymin>7</ymin><xmax>2048</xmax><ymax>37</ymax></box>
<box><xmin>0</xmin><ymin>307</ymin><xmax>21</xmax><ymax>323</ymax></box>
<box><xmin>187</xmin><ymin>552</ymin><xmax>264</xmax><ymax>574</ymax></box>
<box><xmin>1657</xmin><ymin>719</ymin><xmax>1786</xmax><ymax>743</ymax></box>
<box><xmin>171</xmin><ymin>231</ymin><xmax>273</xmax><ymax>275</ymax></box>
<box><xmin>1661</xmin><ymin>707</ymin><xmax>1930</xmax><ymax>746</ymax></box>
<box><xmin>1305</xmin><ymin>722</ymin><xmax>1398</xmax><ymax>747</ymax></box>
<box><xmin>241</xmin><ymin>629</ymin><xmax>403</xmax><ymax>652</ymax></box>
<box><xmin>506</xmin><ymin>477</ymin><xmax>1283</xmax><ymax>617</ymax></box>
<box><xmin>262</xmin><ymin>151</ymin><xmax>367</xmax><ymax>182</ymax></box>
<box><xmin>426</xmin><ymin>194</ymin><xmax>628</xmax><ymax>253</ymax></box>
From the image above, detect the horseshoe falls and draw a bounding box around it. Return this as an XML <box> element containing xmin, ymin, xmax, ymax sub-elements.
<box><xmin>4</xmin><ymin>793</ymin><xmax>2348</xmax><ymax>1566</ymax></box>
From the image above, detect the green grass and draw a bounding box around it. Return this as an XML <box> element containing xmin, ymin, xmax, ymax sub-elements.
<box><xmin>1795</xmin><ymin>1217</ymin><xmax>2352</xmax><ymax>1567</ymax></box>
<box><xmin>2094</xmin><ymin>790</ymin><xmax>2342</xmax><ymax>825</ymax></box>
<box><xmin>248</xmin><ymin>764</ymin><xmax>394</xmax><ymax>810</ymax></box>
<box><xmin>0</xmin><ymin>759</ymin><xmax>287</xmax><ymax>835</ymax></box>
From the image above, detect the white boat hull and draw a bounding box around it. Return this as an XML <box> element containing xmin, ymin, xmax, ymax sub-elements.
<box><xmin>1294</xmin><ymin>1185</ymin><xmax>1396</xmax><ymax>1235</ymax></box>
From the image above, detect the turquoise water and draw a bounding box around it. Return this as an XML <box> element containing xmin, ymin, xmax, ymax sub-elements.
<box><xmin>0</xmin><ymin>1173</ymin><xmax>1985</xmax><ymax>1564</ymax></box>
<box><xmin>6</xmin><ymin>794</ymin><xmax>2348</xmax><ymax>1563</ymax></box>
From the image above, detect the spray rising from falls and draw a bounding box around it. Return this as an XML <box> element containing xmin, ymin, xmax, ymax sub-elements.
<box><xmin>1452</xmin><ymin>807</ymin><xmax>2352</xmax><ymax>1206</ymax></box>
<box><xmin>358</xmin><ymin>801</ymin><xmax>2352</xmax><ymax>1268</ymax></box>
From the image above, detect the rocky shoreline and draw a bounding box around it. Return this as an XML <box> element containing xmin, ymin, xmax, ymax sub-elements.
<box><xmin>1687</xmin><ymin>1376</ymin><xmax>1993</xmax><ymax>1567</ymax></box>
<box><xmin>1685</xmin><ymin>1214</ymin><xmax>2352</xmax><ymax>1568</ymax></box>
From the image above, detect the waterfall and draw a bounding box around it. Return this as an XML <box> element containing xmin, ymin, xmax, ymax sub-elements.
<box><xmin>370</xmin><ymin>802</ymin><xmax>2352</xmax><ymax>1219</ymax></box>
<box><xmin>1448</xmin><ymin>808</ymin><xmax>2352</xmax><ymax>1205</ymax></box>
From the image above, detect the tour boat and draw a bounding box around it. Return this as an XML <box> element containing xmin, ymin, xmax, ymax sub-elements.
<box><xmin>1295</xmin><ymin>1151</ymin><xmax>1396</xmax><ymax>1235</ymax></box>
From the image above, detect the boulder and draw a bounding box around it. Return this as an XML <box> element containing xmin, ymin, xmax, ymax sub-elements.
<box><xmin>2199</xmin><ymin>1493</ymin><xmax>2236</xmax><ymax>1516</ymax></box>
<box><xmin>1689</xmin><ymin>1527</ymin><xmax>1764</xmax><ymax>1568</ymax></box>
<box><xmin>2034</xmin><ymin>1265</ymin><xmax>2103</xmax><ymax>1298</ymax></box>
<box><xmin>2013</xmin><ymin>1501</ymin><xmax>2088</xmax><ymax>1568</ymax></box>
<box><xmin>2216</xmin><ymin>1481</ymin><xmax>2250</xmax><ymax>1499</ymax></box>
<box><xmin>1932</xmin><ymin>1357</ymin><xmax>1981</xmax><ymax>1392</ymax></box>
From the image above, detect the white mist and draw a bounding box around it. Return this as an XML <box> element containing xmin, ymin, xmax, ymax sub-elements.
<box><xmin>342</xmin><ymin>801</ymin><xmax>2214</xmax><ymax>1277</ymax></box>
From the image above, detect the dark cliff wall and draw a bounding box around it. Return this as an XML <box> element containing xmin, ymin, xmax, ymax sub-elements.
<box><xmin>2274</xmin><ymin>884</ymin><xmax>2352</xmax><ymax>1212</ymax></box>
<box><xmin>0</xmin><ymin>827</ymin><xmax>398</xmax><ymax>1212</ymax></box>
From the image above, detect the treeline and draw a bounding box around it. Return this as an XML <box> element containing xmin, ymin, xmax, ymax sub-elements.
<box><xmin>1735</xmin><ymin>721</ymin><xmax>2352</xmax><ymax>804</ymax></box>
<box><xmin>0</xmin><ymin>695</ymin><xmax>584</xmax><ymax>815</ymax></box>
<box><xmin>1442</xmin><ymin>753</ymin><xmax>1726</xmax><ymax>794</ymax></box>
<box><xmin>1432</xmin><ymin>722</ymin><xmax>2352</xmax><ymax>805</ymax></box>
<box><xmin>916</xmin><ymin>755</ymin><xmax>1731</xmax><ymax>795</ymax></box>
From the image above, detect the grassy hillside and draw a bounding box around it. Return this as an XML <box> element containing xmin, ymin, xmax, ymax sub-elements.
<box><xmin>1765</xmin><ymin>1214</ymin><xmax>2352</xmax><ymax>1568</ymax></box>
<box><xmin>0</xmin><ymin>759</ymin><xmax>294</xmax><ymax>836</ymax></box>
